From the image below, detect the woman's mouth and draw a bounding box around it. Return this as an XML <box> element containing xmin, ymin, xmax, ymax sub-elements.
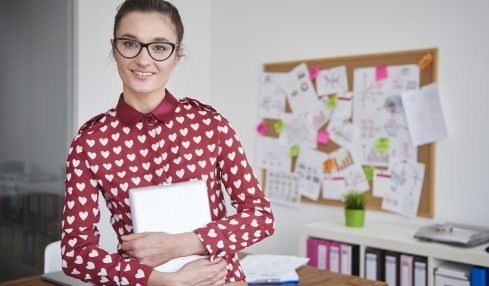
<box><xmin>132</xmin><ymin>70</ymin><xmax>155</xmax><ymax>79</ymax></box>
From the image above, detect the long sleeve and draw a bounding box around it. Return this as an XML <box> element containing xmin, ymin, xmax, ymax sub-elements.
<box><xmin>193</xmin><ymin>114</ymin><xmax>275</xmax><ymax>262</ymax></box>
<box><xmin>61</xmin><ymin>133</ymin><xmax>153</xmax><ymax>286</ymax></box>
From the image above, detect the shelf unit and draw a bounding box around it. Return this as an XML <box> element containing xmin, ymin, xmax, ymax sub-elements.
<box><xmin>298</xmin><ymin>219</ymin><xmax>489</xmax><ymax>286</ymax></box>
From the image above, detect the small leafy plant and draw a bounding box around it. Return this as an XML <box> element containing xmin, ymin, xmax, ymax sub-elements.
<box><xmin>343</xmin><ymin>191</ymin><xmax>366</xmax><ymax>210</ymax></box>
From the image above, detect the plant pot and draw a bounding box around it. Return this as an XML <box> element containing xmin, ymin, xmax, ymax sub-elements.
<box><xmin>345</xmin><ymin>209</ymin><xmax>365</xmax><ymax>227</ymax></box>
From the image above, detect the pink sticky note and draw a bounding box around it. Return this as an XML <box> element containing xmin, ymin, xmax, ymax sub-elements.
<box><xmin>317</xmin><ymin>130</ymin><xmax>330</xmax><ymax>144</ymax></box>
<box><xmin>309</xmin><ymin>64</ymin><xmax>320</xmax><ymax>80</ymax></box>
<box><xmin>376</xmin><ymin>65</ymin><xmax>388</xmax><ymax>81</ymax></box>
<box><xmin>256</xmin><ymin>122</ymin><xmax>267</xmax><ymax>136</ymax></box>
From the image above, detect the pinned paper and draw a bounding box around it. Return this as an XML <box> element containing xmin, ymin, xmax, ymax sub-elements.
<box><xmin>372</xmin><ymin>169</ymin><xmax>391</xmax><ymax>198</ymax></box>
<box><xmin>296</xmin><ymin>149</ymin><xmax>328</xmax><ymax>201</ymax></box>
<box><xmin>322</xmin><ymin>175</ymin><xmax>347</xmax><ymax>200</ymax></box>
<box><xmin>256</xmin><ymin>137</ymin><xmax>291</xmax><ymax>172</ymax></box>
<box><xmin>418</xmin><ymin>53</ymin><xmax>433</xmax><ymax>70</ymax></box>
<box><xmin>375</xmin><ymin>66</ymin><xmax>388</xmax><ymax>81</ymax></box>
<box><xmin>326</xmin><ymin>94</ymin><xmax>338</xmax><ymax>108</ymax></box>
<box><xmin>309</xmin><ymin>64</ymin><xmax>320</xmax><ymax>80</ymax></box>
<box><xmin>279</xmin><ymin>114</ymin><xmax>317</xmax><ymax>149</ymax></box>
<box><xmin>323</xmin><ymin>158</ymin><xmax>336</xmax><ymax>173</ymax></box>
<box><xmin>363</xmin><ymin>166</ymin><xmax>376</xmax><ymax>182</ymax></box>
<box><xmin>259</xmin><ymin>73</ymin><xmax>287</xmax><ymax>119</ymax></box>
<box><xmin>354</xmin><ymin>64</ymin><xmax>419</xmax><ymax>167</ymax></box>
<box><xmin>401</xmin><ymin>83</ymin><xmax>448</xmax><ymax>146</ymax></box>
<box><xmin>289</xmin><ymin>145</ymin><xmax>300</xmax><ymax>157</ymax></box>
<box><xmin>273</xmin><ymin>120</ymin><xmax>284</xmax><ymax>134</ymax></box>
<box><xmin>316</xmin><ymin>65</ymin><xmax>348</xmax><ymax>96</ymax></box>
<box><xmin>327</xmin><ymin>118</ymin><xmax>357</xmax><ymax>147</ymax></box>
<box><xmin>256</xmin><ymin>122</ymin><xmax>268</xmax><ymax>136</ymax></box>
<box><xmin>317</xmin><ymin>130</ymin><xmax>330</xmax><ymax>144</ymax></box>
<box><xmin>265</xmin><ymin>170</ymin><xmax>301</xmax><ymax>206</ymax></box>
<box><xmin>375</xmin><ymin>137</ymin><xmax>390</xmax><ymax>153</ymax></box>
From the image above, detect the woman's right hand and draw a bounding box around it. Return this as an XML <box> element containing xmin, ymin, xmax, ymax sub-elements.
<box><xmin>148</xmin><ymin>257</ymin><xmax>228</xmax><ymax>286</ymax></box>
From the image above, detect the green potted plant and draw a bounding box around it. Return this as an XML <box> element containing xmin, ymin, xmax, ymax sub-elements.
<box><xmin>343</xmin><ymin>191</ymin><xmax>366</xmax><ymax>227</ymax></box>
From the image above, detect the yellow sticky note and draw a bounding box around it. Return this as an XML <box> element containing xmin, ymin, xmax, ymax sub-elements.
<box><xmin>375</xmin><ymin>137</ymin><xmax>390</xmax><ymax>153</ymax></box>
<box><xmin>273</xmin><ymin>120</ymin><xmax>284</xmax><ymax>134</ymax></box>
<box><xmin>363</xmin><ymin>166</ymin><xmax>376</xmax><ymax>182</ymax></box>
<box><xmin>326</xmin><ymin>94</ymin><xmax>338</xmax><ymax>108</ymax></box>
<box><xmin>289</xmin><ymin>144</ymin><xmax>300</xmax><ymax>157</ymax></box>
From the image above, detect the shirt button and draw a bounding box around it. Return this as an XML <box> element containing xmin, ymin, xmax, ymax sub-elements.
<box><xmin>144</xmin><ymin>116</ymin><xmax>152</xmax><ymax>123</ymax></box>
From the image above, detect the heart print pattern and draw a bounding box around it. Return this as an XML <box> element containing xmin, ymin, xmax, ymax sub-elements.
<box><xmin>61</xmin><ymin>93</ymin><xmax>275</xmax><ymax>285</ymax></box>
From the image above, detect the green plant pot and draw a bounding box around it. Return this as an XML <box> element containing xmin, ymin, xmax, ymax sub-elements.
<box><xmin>345</xmin><ymin>209</ymin><xmax>365</xmax><ymax>227</ymax></box>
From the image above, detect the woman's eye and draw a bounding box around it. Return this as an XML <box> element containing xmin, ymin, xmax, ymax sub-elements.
<box><xmin>123</xmin><ymin>40</ymin><xmax>138</xmax><ymax>48</ymax></box>
<box><xmin>153</xmin><ymin>44</ymin><xmax>168</xmax><ymax>52</ymax></box>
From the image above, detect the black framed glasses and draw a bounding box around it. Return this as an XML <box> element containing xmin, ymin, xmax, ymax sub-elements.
<box><xmin>113</xmin><ymin>38</ymin><xmax>179</xmax><ymax>62</ymax></box>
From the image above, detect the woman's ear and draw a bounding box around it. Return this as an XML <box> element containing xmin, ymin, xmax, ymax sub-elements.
<box><xmin>110</xmin><ymin>39</ymin><xmax>116</xmax><ymax>59</ymax></box>
<box><xmin>175</xmin><ymin>46</ymin><xmax>185</xmax><ymax>64</ymax></box>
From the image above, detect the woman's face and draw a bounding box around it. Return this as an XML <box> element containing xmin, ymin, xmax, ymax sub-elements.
<box><xmin>113</xmin><ymin>11</ymin><xmax>180</xmax><ymax>99</ymax></box>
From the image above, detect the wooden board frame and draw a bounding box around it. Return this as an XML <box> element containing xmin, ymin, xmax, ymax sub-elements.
<box><xmin>262</xmin><ymin>48</ymin><xmax>438</xmax><ymax>218</ymax></box>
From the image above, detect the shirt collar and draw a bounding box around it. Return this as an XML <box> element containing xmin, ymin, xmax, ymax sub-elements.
<box><xmin>116</xmin><ymin>90</ymin><xmax>178</xmax><ymax>125</ymax></box>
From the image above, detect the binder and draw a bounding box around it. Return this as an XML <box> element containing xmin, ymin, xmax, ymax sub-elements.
<box><xmin>385</xmin><ymin>251</ymin><xmax>400</xmax><ymax>286</ymax></box>
<box><xmin>316</xmin><ymin>239</ymin><xmax>329</xmax><ymax>270</ymax></box>
<box><xmin>328</xmin><ymin>242</ymin><xmax>341</xmax><ymax>273</ymax></box>
<box><xmin>340</xmin><ymin>244</ymin><xmax>352</xmax><ymax>275</ymax></box>
<box><xmin>413</xmin><ymin>256</ymin><xmax>427</xmax><ymax>286</ymax></box>
<box><xmin>365</xmin><ymin>247</ymin><xmax>384</xmax><ymax>281</ymax></box>
<box><xmin>471</xmin><ymin>266</ymin><xmax>488</xmax><ymax>286</ymax></box>
<box><xmin>400</xmin><ymin>254</ymin><xmax>413</xmax><ymax>286</ymax></box>
<box><xmin>435</xmin><ymin>262</ymin><xmax>471</xmax><ymax>286</ymax></box>
<box><xmin>306</xmin><ymin>238</ymin><xmax>319</xmax><ymax>267</ymax></box>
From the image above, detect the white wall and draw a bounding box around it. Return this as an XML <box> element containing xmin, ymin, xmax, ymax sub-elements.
<box><xmin>76</xmin><ymin>0</ymin><xmax>489</xmax><ymax>256</ymax></box>
<box><xmin>209</xmin><ymin>0</ymin><xmax>489</xmax><ymax>255</ymax></box>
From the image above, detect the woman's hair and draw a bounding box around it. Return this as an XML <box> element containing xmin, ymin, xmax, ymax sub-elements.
<box><xmin>113</xmin><ymin>0</ymin><xmax>184</xmax><ymax>43</ymax></box>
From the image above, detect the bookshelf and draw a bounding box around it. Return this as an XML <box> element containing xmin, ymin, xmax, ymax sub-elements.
<box><xmin>299</xmin><ymin>219</ymin><xmax>489</xmax><ymax>286</ymax></box>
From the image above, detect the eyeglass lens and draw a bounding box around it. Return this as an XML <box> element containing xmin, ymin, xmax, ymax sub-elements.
<box><xmin>115</xmin><ymin>39</ymin><xmax>175</xmax><ymax>61</ymax></box>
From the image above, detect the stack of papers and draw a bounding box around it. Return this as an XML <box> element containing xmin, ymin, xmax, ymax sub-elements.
<box><xmin>240</xmin><ymin>254</ymin><xmax>309</xmax><ymax>284</ymax></box>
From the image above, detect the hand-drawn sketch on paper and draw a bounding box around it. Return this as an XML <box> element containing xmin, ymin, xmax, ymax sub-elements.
<box><xmin>259</xmin><ymin>72</ymin><xmax>287</xmax><ymax>119</ymax></box>
<box><xmin>295</xmin><ymin>148</ymin><xmax>328</xmax><ymax>201</ymax></box>
<box><xmin>353</xmin><ymin>64</ymin><xmax>419</xmax><ymax>167</ymax></box>
<box><xmin>285</xmin><ymin>63</ymin><xmax>320</xmax><ymax>115</ymax></box>
<box><xmin>279</xmin><ymin>113</ymin><xmax>317</xmax><ymax>149</ymax></box>
<box><xmin>316</xmin><ymin>65</ymin><xmax>348</xmax><ymax>96</ymax></box>
<box><xmin>256</xmin><ymin>137</ymin><xmax>291</xmax><ymax>172</ymax></box>
<box><xmin>381</xmin><ymin>160</ymin><xmax>425</xmax><ymax>217</ymax></box>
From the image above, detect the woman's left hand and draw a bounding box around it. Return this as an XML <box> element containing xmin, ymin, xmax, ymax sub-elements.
<box><xmin>121</xmin><ymin>231</ymin><xmax>207</xmax><ymax>267</ymax></box>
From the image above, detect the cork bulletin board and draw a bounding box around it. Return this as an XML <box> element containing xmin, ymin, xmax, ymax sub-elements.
<box><xmin>260</xmin><ymin>48</ymin><xmax>438</xmax><ymax>218</ymax></box>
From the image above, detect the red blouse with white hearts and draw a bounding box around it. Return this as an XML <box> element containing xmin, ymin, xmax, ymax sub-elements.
<box><xmin>61</xmin><ymin>91</ymin><xmax>275</xmax><ymax>285</ymax></box>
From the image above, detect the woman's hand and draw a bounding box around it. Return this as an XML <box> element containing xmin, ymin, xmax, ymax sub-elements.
<box><xmin>147</xmin><ymin>257</ymin><xmax>228</xmax><ymax>286</ymax></box>
<box><xmin>121</xmin><ymin>231</ymin><xmax>207</xmax><ymax>267</ymax></box>
<box><xmin>174</xmin><ymin>257</ymin><xmax>228</xmax><ymax>286</ymax></box>
<box><xmin>121</xmin><ymin>232</ymin><xmax>177</xmax><ymax>267</ymax></box>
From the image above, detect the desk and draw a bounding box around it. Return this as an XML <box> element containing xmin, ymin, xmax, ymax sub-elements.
<box><xmin>1</xmin><ymin>268</ymin><xmax>386</xmax><ymax>286</ymax></box>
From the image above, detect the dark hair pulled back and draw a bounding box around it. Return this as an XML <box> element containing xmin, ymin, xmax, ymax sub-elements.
<box><xmin>113</xmin><ymin>0</ymin><xmax>184</xmax><ymax>43</ymax></box>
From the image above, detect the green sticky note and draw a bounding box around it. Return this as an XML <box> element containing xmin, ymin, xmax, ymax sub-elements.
<box><xmin>326</xmin><ymin>94</ymin><xmax>338</xmax><ymax>108</ymax></box>
<box><xmin>363</xmin><ymin>166</ymin><xmax>376</xmax><ymax>182</ymax></box>
<box><xmin>289</xmin><ymin>144</ymin><xmax>300</xmax><ymax>157</ymax></box>
<box><xmin>375</xmin><ymin>137</ymin><xmax>390</xmax><ymax>153</ymax></box>
<box><xmin>274</xmin><ymin>120</ymin><xmax>284</xmax><ymax>134</ymax></box>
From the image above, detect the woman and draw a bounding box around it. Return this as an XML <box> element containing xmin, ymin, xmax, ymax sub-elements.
<box><xmin>61</xmin><ymin>0</ymin><xmax>275</xmax><ymax>285</ymax></box>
